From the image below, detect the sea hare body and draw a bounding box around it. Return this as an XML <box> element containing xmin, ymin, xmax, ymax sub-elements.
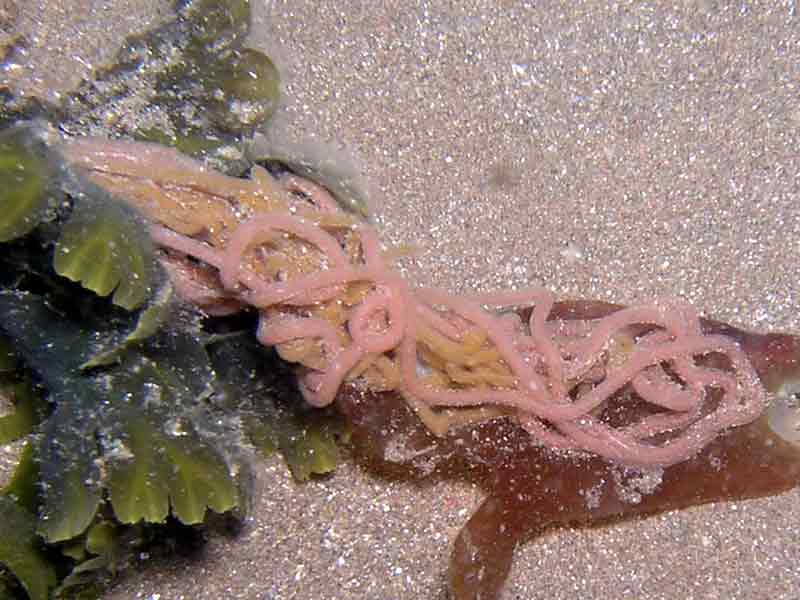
<box><xmin>60</xmin><ymin>137</ymin><xmax>800</xmax><ymax>599</ymax></box>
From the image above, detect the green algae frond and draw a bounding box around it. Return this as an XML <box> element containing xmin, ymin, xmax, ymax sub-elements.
<box><xmin>0</xmin><ymin>123</ymin><xmax>351</xmax><ymax>597</ymax></box>
<box><xmin>107</xmin><ymin>412</ymin><xmax>238</xmax><ymax>525</ymax></box>
<box><xmin>0</xmin><ymin>445</ymin><xmax>57</xmax><ymax>600</ymax></box>
<box><xmin>0</xmin><ymin>337</ymin><xmax>49</xmax><ymax>445</ymax></box>
<box><xmin>0</xmin><ymin>125</ymin><xmax>55</xmax><ymax>243</ymax></box>
<box><xmin>207</xmin><ymin>333</ymin><xmax>346</xmax><ymax>482</ymax></box>
<box><xmin>206</xmin><ymin>48</ymin><xmax>281</xmax><ymax>132</ymax></box>
<box><xmin>54</xmin><ymin>194</ymin><xmax>155</xmax><ymax>311</ymax></box>
<box><xmin>0</xmin><ymin>290</ymin><xmax>245</xmax><ymax>541</ymax></box>
<box><xmin>60</xmin><ymin>0</ymin><xmax>279</xmax><ymax>168</ymax></box>
<box><xmin>0</xmin><ymin>496</ymin><xmax>58</xmax><ymax>600</ymax></box>
<box><xmin>180</xmin><ymin>0</ymin><xmax>252</xmax><ymax>52</ymax></box>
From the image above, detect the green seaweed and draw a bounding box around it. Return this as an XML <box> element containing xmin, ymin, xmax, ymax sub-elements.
<box><xmin>206</xmin><ymin>48</ymin><xmax>281</xmax><ymax>132</ymax></box>
<box><xmin>104</xmin><ymin>348</ymin><xmax>239</xmax><ymax>525</ymax></box>
<box><xmin>159</xmin><ymin>429</ymin><xmax>239</xmax><ymax>523</ymax></box>
<box><xmin>80</xmin><ymin>282</ymin><xmax>173</xmax><ymax>369</ymax></box>
<box><xmin>0</xmin><ymin>445</ymin><xmax>54</xmax><ymax>600</ymax></box>
<box><xmin>244</xmin><ymin>412</ymin><xmax>344</xmax><ymax>481</ymax></box>
<box><xmin>53</xmin><ymin>196</ymin><xmax>155</xmax><ymax>311</ymax></box>
<box><xmin>0</xmin><ymin>337</ymin><xmax>49</xmax><ymax>445</ymax></box>
<box><xmin>0</xmin><ymin>123</ymin><xmax>350</xmax><ymax>599</ymax></box>
<box><xmin>39</xmin><ymin>413</ymin><xmax>103</xmax><ymax>543</ymax></box>
<box><xmin>0</xmin><ymin>380</ymin><xmax>47</xmax><ymax>445</ymax></box>
<box><xmin>0</xmin><ymin>203</ymin><xmax>345</xmax><ymax>588</ymax></box>
<box><xmin>107</xmin><ymin>414</ymin><xmax>202</xmax><ymax>524</ymax></box>
<box><xmin>53</xmin><ymin>520</ymin><xmax>142</xmax><ymax>598</ymax></box>
<box><xmin>180</xmin><ymin>0</ymin><xmax>252</xmax><ymax>53</ymax></box>
<box><xmin>3</xmin><ymin>443</ymin><xmax>39</xmax><ymax>514</ymax></box>
<box><xmin>58</xmin><ymin>0</ymin><xmax>279</xmax><ymax>169</ymax></box>
<box><xmin>0</xmin><ymin>288</ymin><xmax>255</xmax><ymax>594</ymax></box>
<box><xmin>0</xmin><ymin>290</ymin><xmax>244</xmax><ymax>539</ymax></box>
<box><xmin>4</xmin><ymin>0</ymin><xmax>281</xmax><ymax>180</ymax></box>
<box><xmin>206</xmin><ymin>333</ymin><xmax>346</xmax><ymax>481</ymax></box>
<box><xmin>0</xmin><ymin>291</ymin><xmax>104</xmax><ymax>542</ymax></box>
<box><xmin>0</xmin><ymin>496</ymin><xmax>57</xmax><ymax>600</ymax></box>
<box><xmin>0</xmin><ymin>125</ymin><xmax>56</xmax><ymax>243</ymax></box>
<box><xmin>0</xmin><ymin>338</ymin><xmax>17</xmax><ymax>372</ymax></box>
<box><xmin>278</xmin><ymin>418</ymin><xmax>343</xmax><ymax>482</ymax></box>
<box><xmin>0</xmin><ymin>288</ymin><xmax>342</xmax><ymax>599</ymax></box>
<box><xmin>132</xmin><ymin>127</ymin><xmax>228</xmax><ymax>157</ymax></box>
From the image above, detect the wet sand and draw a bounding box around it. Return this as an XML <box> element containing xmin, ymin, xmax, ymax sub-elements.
<box><xmin>7</xmin><ymin>1</ymin><xmax>800</xmax><ymax>598</ymax></box>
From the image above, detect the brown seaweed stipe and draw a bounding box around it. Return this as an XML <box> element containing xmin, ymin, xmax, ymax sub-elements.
<box><xmin>338</xmin><ymin>310</ymin><xmax>800</xmax><ymax>599</ymax></box>
<box><xmin>61</xmin><ymin>137</ymin><xmax>800</xmax><ymax>599</ymax></box>
<box><xmin>341</xmin><ymin>385</ymin><xmax>800</xmax><ymax>599</ymax></box>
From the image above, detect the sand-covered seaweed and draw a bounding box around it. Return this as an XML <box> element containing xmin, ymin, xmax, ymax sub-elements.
<box><xmin>0</xmin><ymin>124</ymin><xmax>345</xmax><ymax>599</ymax></box>
<box><xmin>0</xmin><ymin>125</ymin><xmax>57</xmax><ymax>243</ymax></box>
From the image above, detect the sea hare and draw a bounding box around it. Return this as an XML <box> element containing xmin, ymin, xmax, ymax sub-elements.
<box><xmin>61</xmin><ymin>137</ymin><xmax>800</xmax><ymax>599</ymax></box>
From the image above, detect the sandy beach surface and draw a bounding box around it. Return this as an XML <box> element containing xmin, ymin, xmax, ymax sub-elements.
<box><xmin>5</xmin><ymin>1</ymin><xmax>800</xmax><ymax>599</ymax></box>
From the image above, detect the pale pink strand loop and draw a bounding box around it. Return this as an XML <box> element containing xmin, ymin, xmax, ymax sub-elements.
<box><xmin>457</xmin><ymin>288</ymin><xmax>569</xmax><ymax>398</ymax></box>
<box><xmin>563</xmin><ymin>304</ymin><xmax>692</xmax><ymax>382</ymax></box>
<box><xmin>298</xmin><ymin>344</ymin><xmax>367</xmax><ymax>407</ymax></box>
<box><xmin>409</xmin><ymin>289</ymin><xmax>725</xmax><ymax>427</ymax></box>
<box><xmin>521</xmin><ymin>335</ymin><xmax>766</xmax><ymax>466</ymax></box>
<box><xmin>219</xmin><ymin>213</ymin><xmax>350</xmax><ymax>291</ymax></box>
<box><xmin>402</xmin><ymin>309</ymin><xmax>764</xmax><ymax>429</ymax></box>
<box><xmin>242</xmin><ymin>265</ymin><xmax>370</xmax><ymax>308</ymax></box>
<box><xmin>557</xmin><ymin>335</ymin><xmax>745</xmax><ymax>422</ymax></box>
<box><xmin>348</xmin><ymin>285</ymin><xmax>407</xmax><ymax>354</ymax></box>
<box><xmin>630</xmin><ymin>367</ymin><xmax>700</xmax><ymax>412</ymax></box>
<box><xmin>152</xmin><ymin>222</ymin><xmax>356</xmax><ymax>308</ymax></box>
<box><xmin>150</xmin><ymin>225</ymin><xmax>225</xmax><ymax>269</ymax></box>
<box><xmin>302</xmin><ymin>271</ymin><xmax>409</xmax><ymax>407</ymax></box>
<box><xmin>256</xmin><ymin>314</ymin><xmax>343</xmax><ymax>355</ymax></box>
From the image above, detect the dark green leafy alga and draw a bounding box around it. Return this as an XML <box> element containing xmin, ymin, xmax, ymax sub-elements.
<box><xmin>0</xmin><ymin>291</ymin><xmax>109</xmax><ymax>542</ymax></box>
<box><xmin>60</xmin><ymin>0</ymin><xmax>280</xmax><ymax>169</ymax></box>
<box><xmin>53</xmin><ymin>193</ymin><xmax>155</xmax><ymax>311</ymax></box>
<box><xmin>205</xmin><ymin>48</ymin><xmax>281</xmax><ymax>133</ymax></box>
<box><xmin>103</xmin><ymin>331</ymin><xmax>240</xmax><ymax>525</ymax></box>
<box><xmin>0</xmin><ymin>444</ymin><xmax>56</xmax><ymax>600</ymax></box>
<box><xmin>106</xmin><ymin>411</ymin><xmax>238</xmax><ymax>525</ymax></box>
<box><xmin>0</xmin><ymin>125</ymin><xmax>56</xmax><ymax>243</ymax></box>
<box><xmin>179</xmin><ymin>0</ymin><xmax>252</xmax><ymax>52</ymax></box>
<box><xmin>0</xmin><ymin>496</ymin><xmax>57</xmax><ymax>600</ymax></box>
<box><xmin>0</xmin><ymin>123</ymin><xmax>352</xmax><ymax>598</ymax></box>
<box><xmin>0</xmin><ymin>290</ymin><xmax>242</xmax><ymax>543</ymax></box>
<box><xmin>206</xmin><ymin>333</ymin><xmax>345</xmax><ymax>481</ymax></box>
<box><xmin>0</xmin><ymin>337</ymin><xmax>49</xmax><ymax>445</ymax></box>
